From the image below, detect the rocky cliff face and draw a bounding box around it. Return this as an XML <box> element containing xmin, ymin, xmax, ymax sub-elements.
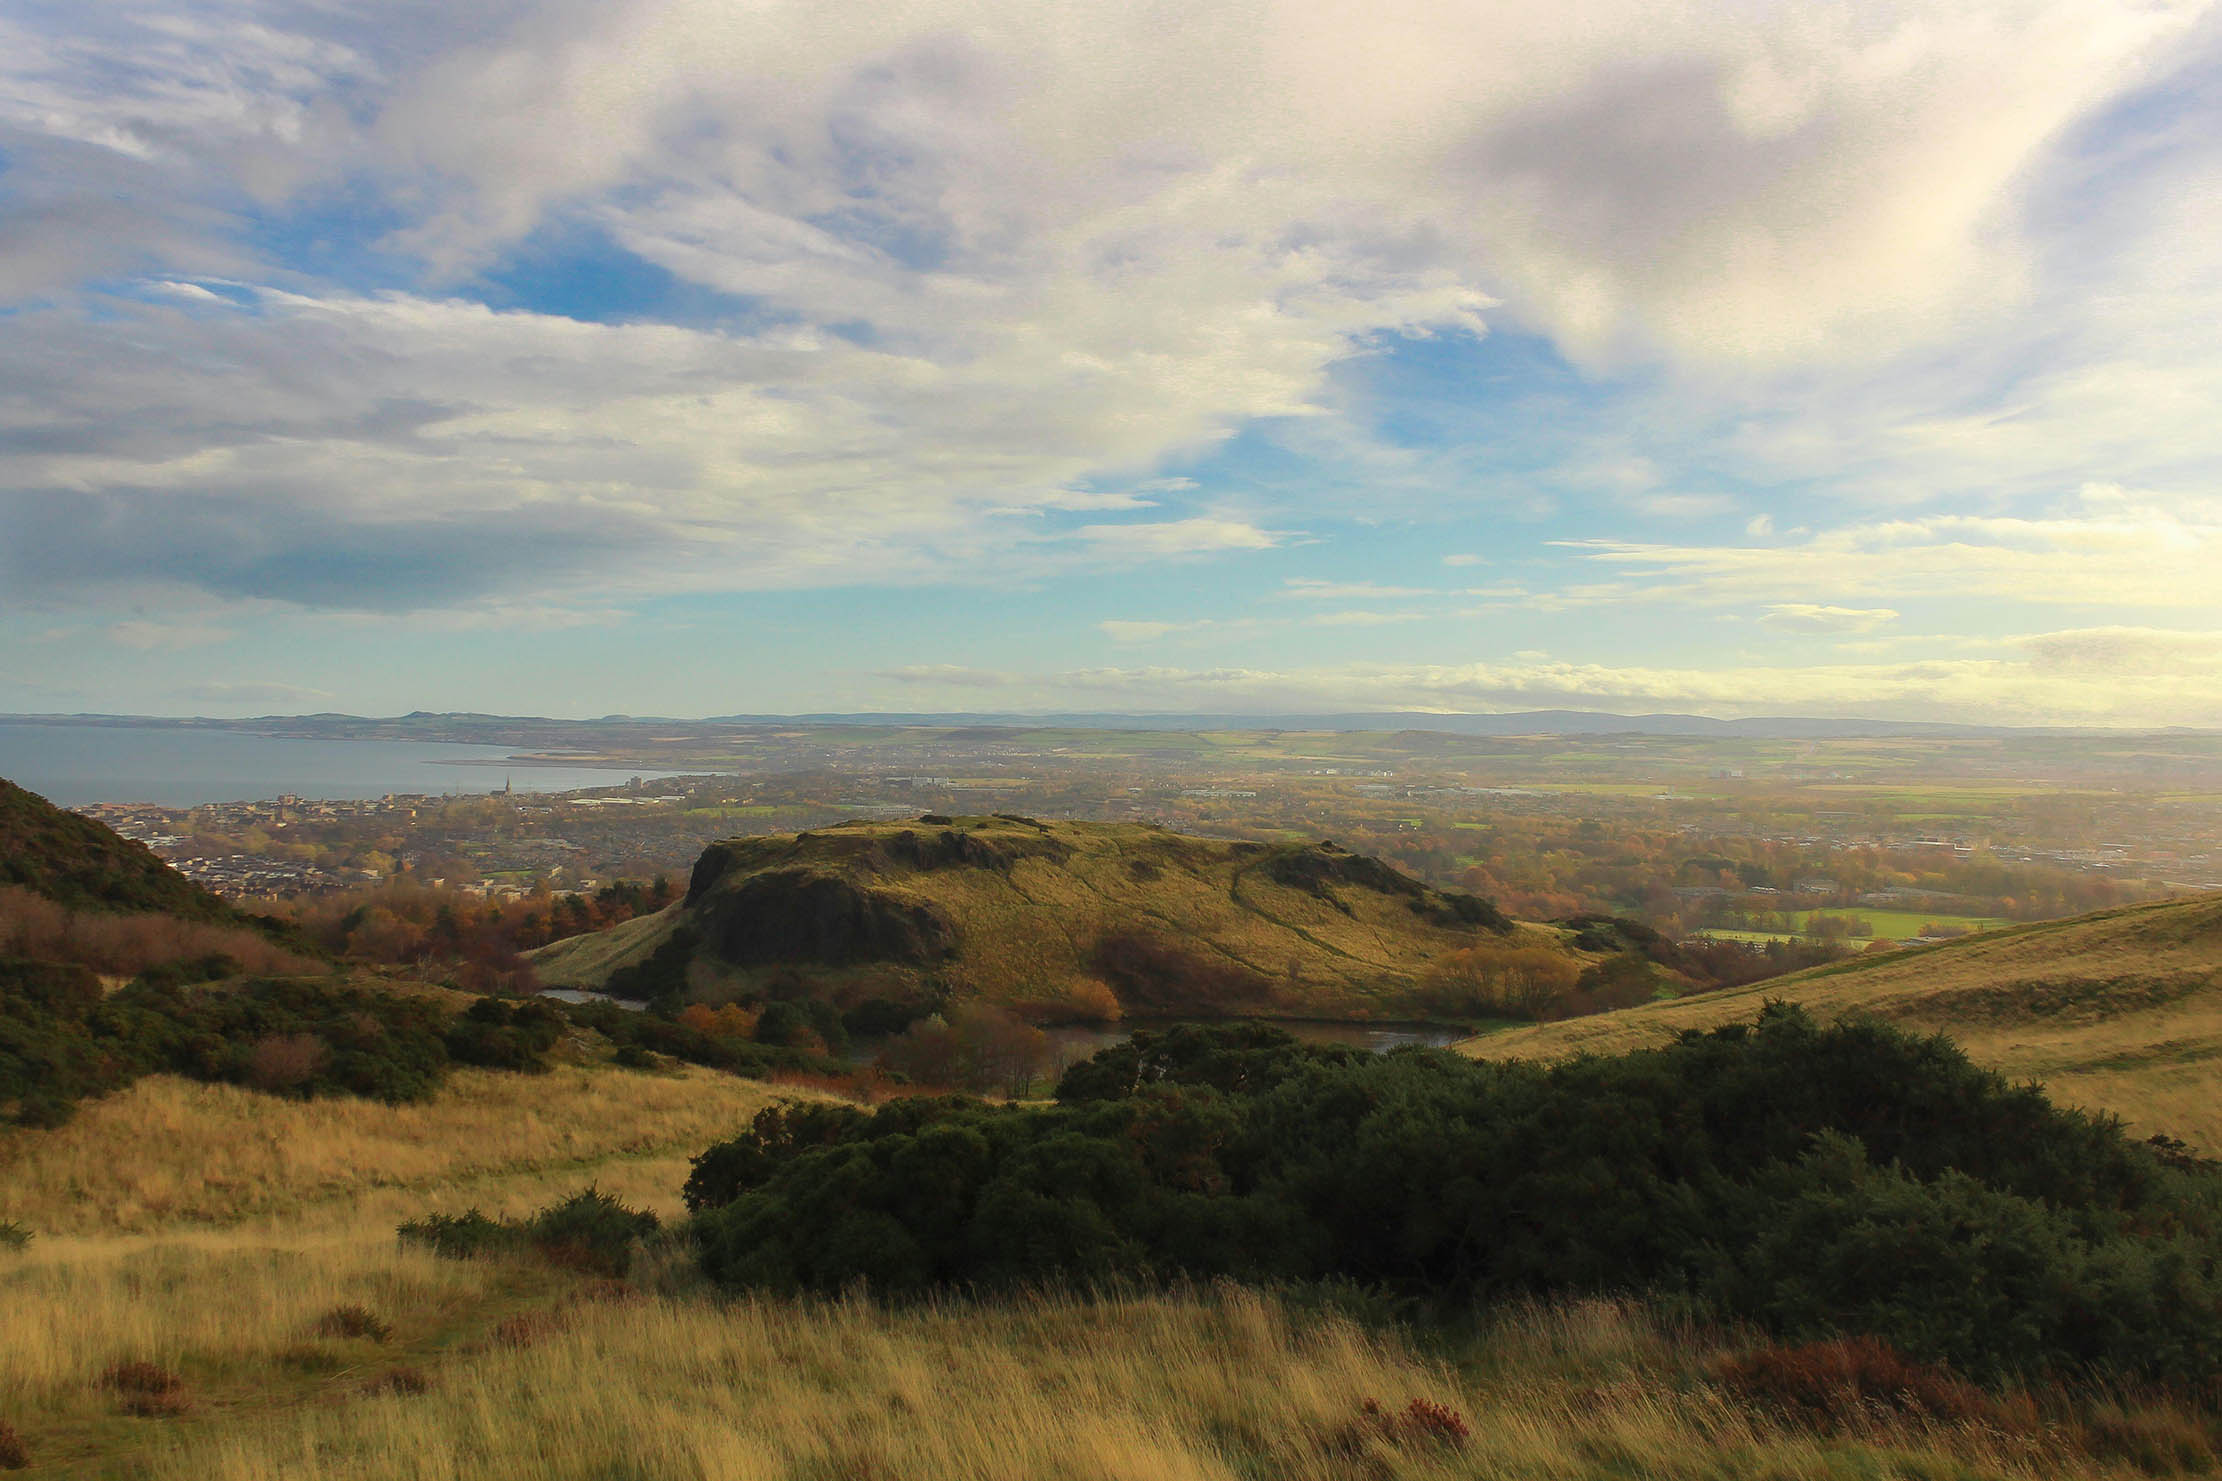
<box><xmin>696</xmin><ymin>869</ymin><xmax>957</xmax><ymax>968</ymax></box>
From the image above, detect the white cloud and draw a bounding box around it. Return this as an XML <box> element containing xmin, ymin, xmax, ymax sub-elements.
<box><xmin>1761</xmin><ymin>604</ymin><xmax>1900</xmax><ymax>634</ymax></box>
<box><xmin>1075</xmin><ymin>518</ymin><xmax>1284</xmax><ymax>558</ymax></box>
<box><xmin>1564</xmin><ymin>486</ymin><xmax>2222</xmax><ymax>610</ymax></box>
<box><xmin>1307</xmin><ymin>610</ymin><xmax>1430</xmax><ymax>627</ymax></box>
<box><xmin>871</xmin><ymin>664</ymin><xmax>1013</xmax><ymax>688</ymax></box>
<box><xmin>1280</xmin><ymin>579</ymin><xmax>1435</xmax><ymax>601</ymax></box>
<box><xmin>1</xmin><ymin>0</ymin><xmax>2219</xmax><ymax>724</ymax></box>
<box><xmin>1098</xmin><ymin>619</ymin><xmax>1211</xmax><ymax>642</ymax></box>
<box><xmin>1632</xmin><ymin>492</ymin><xmax>1736</xmax><ymax>519</ymax></box>
<box><xmin>860</xmin><ymin>632</ymin><xmax>2222</xmax><ymax>726</ymax></box>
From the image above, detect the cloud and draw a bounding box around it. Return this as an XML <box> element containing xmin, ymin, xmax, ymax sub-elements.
<box><xmin>871</xmin><ymin>664</ymin><xmax>1014</xmax><ymax>688</ymax></box>
<box><xmin>1099</xmin><ymin>619</ymin><xmax>1211</xmax><ymax>642</ymax></box>
<box><xmin>173</xmin><ymin>681</ymin><xmax>336</xmax><ymax>705</ymax></box>
<box><xmin>1307</xmin><ymin>610</ymin><xmax>1430</xmax><ymax>627</ymax></box>
<box><xmin>1075</xmin><ymin>518</ymin><xmax>1285</xmax><ymax>558</ymax></box>
<box><xmin>1280</xmin><ymin>578</ymin><xmax>1436</xmax><ymax>601</ymax></box>
<box><xmin>108</xmin><ymin>618</ymin><xmax>234</xmax><ymax>649</ymax></box>
<box><xmin>1632</xmin><ymin>493</ymin><xmax>1735</xmax><ymax>519</ymax></box>
<box><xmin>2018</xmin><ymin>626</ymin><xmax>2222</xmax><ymax>676</ymax></box>
<box><xmin>1760</xmin><ymin>604</ymin><xmax>1900</xmax><ymax>635</ymax></box>
<box><xmin>2</xmin><ymin>0</ymin><xmax>2220</xmax><ymax>733</ymax></box>
<box><xmin>858</xmin><ymin>632</ymin><xmax>2222</xmax><ymax>726</ymax></box>
<box><xmin>1563</xmin><ymin>486</ymin><xmax>2222</xmax><ymax>610</ymax></box>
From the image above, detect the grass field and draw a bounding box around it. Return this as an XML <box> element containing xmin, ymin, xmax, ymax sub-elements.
<box><xmin>1695</xmin><ymin>909</ymin><xmax>2011</xmax><ymax>944</ymax></box>
<box><xmin>1464</xmin><ymin>892</ymin><xmax>2222</xmax><ymax>1152</ymax></box>
<box><xmin>6</xmin><ymin>1061</ymin><xmax>2214</xmax><ymax>1479</ymax></box>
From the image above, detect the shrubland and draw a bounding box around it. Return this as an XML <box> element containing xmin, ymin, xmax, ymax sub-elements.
<box><xmin>6</xmin><ymin>1017</ymin><xmax>2221</xmax><ymax>1477</ymax></box>
<box><xmin>686</xmin><ymin>1011</ymin><xmax>2222</xmax><ymax>1387</ymax></box>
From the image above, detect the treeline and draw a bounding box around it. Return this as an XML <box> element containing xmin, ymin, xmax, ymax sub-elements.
<box><xmin>0</xmin><ymin>956</ymin><xmax>857</xmax><ymax>1127</ymax></box>
<box><xmin>1415</xmin><ymin>918</ymin><xmax>1852</xmax><ymax>1022</ymax></box>
<box><xmin>682</xmin><ymin>1012</ymin><xmax>2222</xmax><ymax>1387</ymax></box>
<box><xmin>0</xmin><ymin>885</ymin><xmax>319</xmax><ymax>983</ymax></box>
<box><xmin>263</xmin><ymin>876</ymin><xmax>679</xmax><ymax>990</ymax></box>
<box><xmin>0</xmin><ymin>960</ymin><xmax>562</xmax><ymax>1125</ymax></box>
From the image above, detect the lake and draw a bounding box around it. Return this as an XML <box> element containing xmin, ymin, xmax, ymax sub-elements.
<box><xmin>0</xmin><ymin>721</ymin><xmax>687</xmax><ymax>807</ymax></box>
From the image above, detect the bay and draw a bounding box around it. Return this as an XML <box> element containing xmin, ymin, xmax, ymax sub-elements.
<box><xmin>0</xmin><ymin>721</ymin><xmax>687</xmax><ymax>807</ymax></box>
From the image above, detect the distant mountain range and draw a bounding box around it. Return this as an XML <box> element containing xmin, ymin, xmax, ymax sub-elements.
<box><xmin>0</xmin><ymin>708</ymin><xmax>2176</xmax><ymax>739</ymax></box>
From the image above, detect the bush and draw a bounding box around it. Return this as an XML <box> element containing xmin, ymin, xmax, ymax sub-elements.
<box><xmin>0</xmin><ymin>1221</ymin><xmax>29</xmax><ymax>1253</ymax></box>
<box><xmin>312</xmin><ymin>1304</ymin><xmax>393</xmax><ymax>1342</ymax></box>
<box><xmin>400</xmin><ymin>1189</ymin><xmax>658</xmax><ymax>1277</ymax></box>
<box><xmin>687</xmin><ymin>1009</ymin><xmax>2222</xmax><ymax>1386</ymax></box>
<box><xmin>3</xmin><ymin>971</ymin><xmax>579</xmax><ymax>1125</ymax></box>
<box><xmin>0</xmin><ymin>1418</ymin><xmax>26</xmax><ymax>1470</ymax></box>
<box><xmin>525</xmin><ymin>1187</ymin><xmax>661</xmax><ymax>1276</ymax></box>
<box><xmin>443</xmin><ymin>996</ymin><xmax>563</xmax><ymax>1072</ymax></box>
<box><xmin>99</xmin><ymin>1361</ymin><xmax>189</xmax><ymax>1418</ymax></box>
<box><xmin>397</xmin><ymin>1208</ymin><xmax>512</xmax><ymax>1261</ymax></box>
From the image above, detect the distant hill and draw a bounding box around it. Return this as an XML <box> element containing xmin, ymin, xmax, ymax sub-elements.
<box><xmin>8</xmin><ymin>708</ymin><xmax>2138</xmax><ymax>739</ymax></box>
<box><xmin>1457</xmin><ymin>892</ymin><xmax>2222</xmax><ymax>1150</ymax></box>
<box><xmin>0</xmin><ymin>777</ymin><xmax>237</xmax><ymax>923</ymax></box>
<box><xmin>531</xmin><ymin>815</ymin><xmax>1547</xmax><ymax>1021</ymax></box>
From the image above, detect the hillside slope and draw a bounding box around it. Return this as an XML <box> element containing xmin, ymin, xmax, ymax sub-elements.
<box><xmin>1458</xmin><ymin>892</ymin><xmax>2222</xmax><ymax>1148</ymax></box>
<box><xmin>531</xmin><ymin>814</ymin><xmax>1540</xmax><ymax>1019</ymax></box>
<box><xmin>0</xmin><ymin>776</ymin><xmax>237</xmax><ymax>922</ymax></box>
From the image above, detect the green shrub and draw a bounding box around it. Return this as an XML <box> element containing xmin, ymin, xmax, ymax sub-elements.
<box><xmin>0</xmin><ymin>1220</ymin><xmax>30</xmax><ymax>1253</ymax></box>
<box><xmin>687</xmin><ymin>1009</ymin><xmax>2222</xmax><ymax>1386</ymax></box>
<box><xmin>397</xmin><ymin>1209</ymin><xmax>512</xmax><ymax>1261</ymax></box>
<box><xmin>525</xmin><ymin>1188</ymin><xmax>661</xmax><ymax>1276</ymax></box>
<box><xmin>444</xmin><ymin>996</ymin><xmax>563</xmax><ymax>1072</ymax></box>
<box><xmin>399</xmin><ymin>1189</ymin><xmax>658</xmax><ymax>1277</ymax></box>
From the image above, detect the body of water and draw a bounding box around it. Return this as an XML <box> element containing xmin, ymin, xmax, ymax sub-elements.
<box><xmin>0</xmin><ymin>721</ymin><xmax>687</xmax><ymax>807</ymax></box>
<box><xmin>833</xmin><ymin>1015</ymin><xmax>1469</xmax><ymax>1067</ymax></box>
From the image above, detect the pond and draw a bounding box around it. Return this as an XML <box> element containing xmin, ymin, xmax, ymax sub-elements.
<box><xmin>851</xmin><ymin>1016</ymin><xmax>1470</xmax><ymax>1069</ymax></box>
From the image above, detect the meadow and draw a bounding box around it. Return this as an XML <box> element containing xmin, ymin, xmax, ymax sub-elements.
<box><xmin>1464</xmin><ymin>892</ymin><xmax>2222</xmax><ymax>1151</ymax></box>
<box><xmin>6</xmin><ymin>1059</ymin><xmax>2216</xmax><ymax>1480</ymax></box>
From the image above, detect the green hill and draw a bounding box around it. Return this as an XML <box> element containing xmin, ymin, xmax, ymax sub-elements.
<box><xmin>1457</xmin><ymin>891</ymin><xmax>2222</xmax><ymax>1150</ymax></box>
<box><xmin>0</xmin><ymin>777</ymin><xmax>237</xmax><ymax>922</ymax></box>
<box><xmin>530</xmin><ymin>814</ymin><xmax>1544</xmax><ymax>1021</ymax></box>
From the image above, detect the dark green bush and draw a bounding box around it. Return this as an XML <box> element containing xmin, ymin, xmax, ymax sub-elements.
<box><xmin>399</xmin><ymin>1189</ymin><xmax>658</xmax><ymax>1276</ymax></box>
<box><xmin>396</xmin><ymin>1209</ymin><xmax>511</xmax><ymax>1261</ymax></box>
<box><xmin>0</xmin><ymin>1219</ymin><xmax>30</xmax><ymax>1252</ymax></box>
<box><xmin>525</xmin><ymin>1188</ymin><xmax>661</xmax><ymax>1276</ymax></box>
<box><xmin>444</xmin><ymin>996</ymin><xmax>564</xmax><ymax>1072</ymax></box>
<box><xmin>687</xmin><ymin>1009</ymin><xmax>2222</xmax><ymax>1386</ymax></box>
<box><xmin>2</xmin><ymin>968</ymin><xmax>566</xmax><ymax>1124</ymax></box>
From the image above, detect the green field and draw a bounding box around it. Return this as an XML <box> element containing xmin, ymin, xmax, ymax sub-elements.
<box><xmin>1697</xmin><ymin>908</ymin><xmax>2011</xmax><ymax>944</ymax></box>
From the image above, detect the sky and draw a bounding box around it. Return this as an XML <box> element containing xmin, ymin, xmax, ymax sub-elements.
<box><xmin>3</xmin><ymin>0</ymin><xmax>2221</xmax><ymax>727</ymax></box>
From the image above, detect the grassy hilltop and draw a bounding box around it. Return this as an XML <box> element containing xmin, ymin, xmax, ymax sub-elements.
<box><xmin>531</xmin><ymin>814</ymin><xmax>1541</xmax><ymax>1020</ymax></box>
<box><xmin>1458</xmin><ymin>891</ymin><xmax>2222</xmax><ymax>1150</ymax></box>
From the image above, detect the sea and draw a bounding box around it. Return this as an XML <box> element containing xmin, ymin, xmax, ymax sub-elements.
<box><xmin>0</xmin><ymin>721</ymin><xmax>687</xmax><ymax>808</ymax></box>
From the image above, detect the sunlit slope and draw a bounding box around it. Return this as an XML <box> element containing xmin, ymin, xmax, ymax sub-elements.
<box><xmin>531</xmin><ymin>814</ymin><xmax>1538</xmax><ymax>1017</ymax></box>
<box><xmin>1458</xmin><ymin>892</ymin><xmax>2222</xmax><ymax>1148</ymax></box>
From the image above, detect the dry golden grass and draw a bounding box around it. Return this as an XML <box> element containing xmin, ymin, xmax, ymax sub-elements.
<box><xmin>1459</xmin><ymin>892</ymin><xmax>2222</xmax><ymax>1149</ymax></box>
<box><xmin>0</xmin><ymin>1064</ymin><xmax>808</xmax><ymax>1236</ymax></box>
<box><xmin>2</xmin><ymin>1058</ymin><xmax>2211</xmax><ymax>1479</ymax></box>
<box><xmin>73</xmin><ymin>1287</ymin><xmax>2193</xmax><ymax>1481</ymax></box>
